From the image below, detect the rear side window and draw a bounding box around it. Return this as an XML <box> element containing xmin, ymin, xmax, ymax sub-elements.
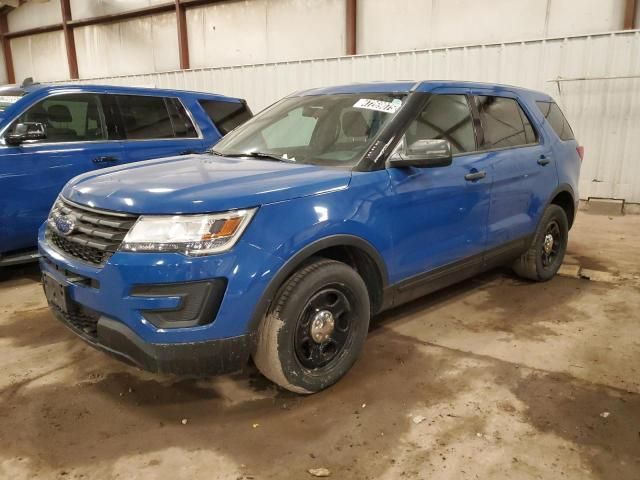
<box><xmin>8</xmin><ymin>93</ymin><xmax>105</xmax><ymax>143</ymax></box>
<box><xmin>199</xmin><ymin>100</ymin><xmax>252</xmax><ymax>135</ymax></box>
<box><xmin>536</xmin><ymin>101</ymin><xmax>575</xmax><ymax>141</ymax></box>
<box><xmin>405</xmin><ymin>94</ymin><xmax>476</xmax><ymax>154</ymax></box>
<box><xmin>475</xmin><ymin>96</ymin><xmax>537</xmax><ymax>149</ymax></box>
<box><xmin>115</xmin><ymin>95</ymin><xmax>197</xmax><ymax>140</ymax></box>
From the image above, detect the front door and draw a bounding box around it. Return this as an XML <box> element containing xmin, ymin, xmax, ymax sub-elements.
<box><xmin>386</xmin><ymin>93</ymin><xmax>493</xmax><ymax>288</ymax></box>
<box><xmin>0</xmin><ymin>93</ymin><xmax>123</xmax><ymax>253</ymax></box>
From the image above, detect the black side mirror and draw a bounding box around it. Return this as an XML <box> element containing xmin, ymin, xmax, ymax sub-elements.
<box><xmin>388</xmin><ymin>138</ymin><xmax>453</xmax><ymax>168</ymax></box>
<box><xmin>5</xmin><ymin>122</ymin><xmax>47</xmax><ymax>146</ymax></box>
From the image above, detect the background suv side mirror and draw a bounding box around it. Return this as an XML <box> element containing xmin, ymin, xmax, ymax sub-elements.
<box><xmin>5</xmin><ymin>122</ymin><xmax>47</xmax><ymax>146</ymax></box>
<box><xmin>388</xmin><ymin>138</ymin><xmax>453</xmax><ymax>168</ymax></box>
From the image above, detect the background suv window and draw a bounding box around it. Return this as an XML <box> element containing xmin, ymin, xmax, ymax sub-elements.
<box><xmin>405</xmin><ymin>94</ymin><xmax>476</xmax><ymax>154</ymax></box>
<box><xmin>199</xmin><ymin>100</ymin><xmax>252</xmax><ymax>135</ymax></box>
<box><xmin>115</xmin><ymin>95</ymin><xmax>197</xmax><ymax>140</ymax></box>
<box><xmin>536</xmin><ymin>101</ymin><xmax>575</xmax><ymax>141</ymax></box>
<box><xmin>475</xmin><ymin>96</ymin><xmax>537</xmax><ymax>149</ymax></box>
<box><xmin>7</xmin><ymin>93</ymin><xmax>105</xmax><ymax>143</ymax></box>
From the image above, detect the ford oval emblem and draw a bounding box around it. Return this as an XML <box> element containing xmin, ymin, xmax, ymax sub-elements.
<box><xmin>53</xmin><ymin>214</ymin><xmax>76</xmax><ymax>236</ymax></box>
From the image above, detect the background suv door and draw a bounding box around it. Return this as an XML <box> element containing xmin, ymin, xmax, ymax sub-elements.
<box><xmin>0</xmin><ymin>92</ymin><xmax>123</xmax><ymax>254</ymax></box>
<box><xmin>471</xmin><ymin>93</ymin><xmax>557</xmax><ymax>250</ymax></box>
<box><xmin>104</xmin><ymin>94</ymin><xmax>205</xmax><ymax>164</ymax></box>
<box><xmin>386</xmin><ymin>93</ymin><xmax>493</xmax><ymax>292</ymax></box>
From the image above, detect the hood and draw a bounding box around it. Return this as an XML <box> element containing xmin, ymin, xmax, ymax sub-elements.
<box><xmin>62</xmin><ymin>154</ymin><xmax>352</xmax><ymax>214</ymax></box>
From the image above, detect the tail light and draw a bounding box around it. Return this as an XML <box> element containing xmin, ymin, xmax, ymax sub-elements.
<box><xmin>576</xmin><ymin>146</ymin><xmax>584</xmax><ymax>161</ymax></box>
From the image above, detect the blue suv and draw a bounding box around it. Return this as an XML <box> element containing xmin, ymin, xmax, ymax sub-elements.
<box><xmin>0</xmin><ymin>79</ymin><xmax>251</xmax><ymax>266</ymax></box>
<box><xmin>39</xmin><ymin>81</ymin><xmax>582</xmax><ymax>393</ymax></box>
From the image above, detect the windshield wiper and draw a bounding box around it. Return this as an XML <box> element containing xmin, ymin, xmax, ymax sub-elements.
<box><xmin>221</xmin><ymin>151</ymin><xmax>296</xmax><ymax>163</ymax></box>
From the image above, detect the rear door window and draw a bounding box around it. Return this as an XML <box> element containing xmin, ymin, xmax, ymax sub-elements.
<box><xmin>404</xmin><ymin>94</ymin><xmax>476</xmax><ymax>154</ymax></box>
<box><xmin>475</xmin><ymin>96</ymin><xmax>537</xmax><ymax>150</ymax></box>
<box><xmin>7</xmin><ymin>93</ymin><xmax>106</xmax><ymax>143</ymax></box>
<box><xmin>199</xmin><ymin>100</ymin><xmax>252</xmax><ymax>135</ymax></box>
<box><xmin>115</xmin><ymin>95</ymin><xmax>197</xmax><ymax>140</ymax></box>
<box><xmin>536</xmin><ymin>101</ymin><xmax>575</xmax><ymax>141</ymax></box>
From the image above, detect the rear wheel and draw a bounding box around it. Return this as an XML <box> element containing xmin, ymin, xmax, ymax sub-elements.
<box><xmin>253</xmin><ymin>258</ymin><xmax>370</xmax><ymax>394</ymax></box>
<box><xmin>512</xmin><ymin>204</ymin><xmax>569</xmax><ymax>281</ymax></box>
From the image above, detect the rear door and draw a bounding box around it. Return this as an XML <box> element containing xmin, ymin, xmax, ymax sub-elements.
<box><xmin>0</xmin><ymin>92</ymin><xmax>123</xmax><ymax>253</ymax></box>
<box><xmin>106</xmin><ymin>94</ymin><xmax>205</xmax><ymax>164</ymax></box>
<box><xmin>471</xmin><ymin>93</ymin><xmax>557</xmax><ymax>249</ymax></box>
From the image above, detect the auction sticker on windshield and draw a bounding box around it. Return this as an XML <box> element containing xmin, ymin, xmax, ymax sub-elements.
<box><xmin>353</xmin><ymin>98</ymin><xmax>402</xmax><ymax>114</ymax></box>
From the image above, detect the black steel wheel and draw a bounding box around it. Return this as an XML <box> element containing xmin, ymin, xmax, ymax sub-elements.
<box><xmin>253</xmin><ymin>258</ymin><xmax>370</xmax><ymax>394</ymax></box>
<box><xmin>513</xmin><ymin>204</ymin><xmax>569</xmax><ymax>281</ymax></box>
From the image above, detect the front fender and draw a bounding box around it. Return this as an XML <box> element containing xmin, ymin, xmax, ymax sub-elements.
<box><xmin>241</xmin><ymin>169</ymin><xmax>393</xmax><ymax>334</ymax></box>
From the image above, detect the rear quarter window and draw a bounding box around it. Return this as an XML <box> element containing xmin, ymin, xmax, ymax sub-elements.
<box><xmin>536</xmin><ymin>101</ymin><xmax>575</xmax><ymax>141</ymax></box>
<box><xmin>199</xmin><ymin>100</ymin><xmax>252</xmax><ymax>135</ymax></box>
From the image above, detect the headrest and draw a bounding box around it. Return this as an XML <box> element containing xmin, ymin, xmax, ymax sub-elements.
<box><xmin>48</xmin><ymin>105</ymin><xmax>72</xmax><ymax>122</ymax></box>
<box><xmin>342</xmin><ymin>111</ymin><xmax>370</xmax><ymax>137</ymax></box>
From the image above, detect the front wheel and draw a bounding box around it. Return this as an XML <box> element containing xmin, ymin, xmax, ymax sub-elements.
<box><xmin>253</xmin><ymin>258</ymin><xmax>370</xmax><ymax>394</ymax></box>
<box><xmin>512</xmin><ymin>204</ymin><xmax>569</xmax><ymax>281</ymax></box>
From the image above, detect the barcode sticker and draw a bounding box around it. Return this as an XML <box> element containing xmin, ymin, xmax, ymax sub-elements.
<box><xmin>353</xmin><ymin>98</ymin><xmax>402</xmax><ymax>114</ymax></box>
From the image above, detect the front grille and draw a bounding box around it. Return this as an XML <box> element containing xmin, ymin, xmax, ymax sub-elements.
<box><xmin>46</xmin><ymin>197</ymin><xmax>138</xmax><ymax>266</ymax></box>
<box><xmin>50</xmin><ymin>303</ymin><xmax>100</xmax><ymax>340</ymax></box>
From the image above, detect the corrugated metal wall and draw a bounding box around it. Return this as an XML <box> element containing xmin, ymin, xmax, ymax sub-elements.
<box><xmin>67</xmin><ymin>30</ymin><xmax>640</xmax><ymax>203</ymax></box>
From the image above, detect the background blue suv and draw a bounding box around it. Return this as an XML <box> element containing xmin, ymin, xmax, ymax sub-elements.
<box><xmin>39</xmin><ymin>81</ymin><xmax>581</xmax><ymax>394</ymax></box>
<box><xmin>0</xmin><ymin>80</ymin><xmax>251</xmax><ymax>266</ymax></box>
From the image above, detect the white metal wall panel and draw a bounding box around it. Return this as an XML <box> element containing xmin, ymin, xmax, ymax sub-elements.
<box><xmin>70</xmin><ymin>0</ymin><xmax>171</xmax><ymax>20</ymax></box>
<box><xmin>357</xmin><ymin>0</ymin><xmax>628</xmax><ymax>54</ymax></box>
<box><xmin>186</xmin><ymin>0</ymin><xmax>345</xmax><ymax>69</ymax></box>
<box><xmin>7</xmin><ymin>0</ymin><xmax>62</xmax><ymax>32</ymax></box>
<box><xmin>67</xmin><ymin>30</ymin><xmax>640</xmax><ymax>203</ymax></box>
<box><xmin>11</xmin><ymin>31</ymin><xmax>68</xmax><ymax>82</ymax></box>
<box><xmin>74</xmin><ymin>12</ymin><xmax>180</xmax><ymax>78</ymax></box>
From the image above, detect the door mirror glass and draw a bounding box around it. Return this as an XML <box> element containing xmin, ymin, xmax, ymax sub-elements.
<box><xmin>388</xmin><ymin>138</ymin><xmax>453</xmax><ymax>168</ymax></box>
<box><xmin>5</xmin><ymin>122</ymin><xmax>47</xmax><ymax>146</ymax></box>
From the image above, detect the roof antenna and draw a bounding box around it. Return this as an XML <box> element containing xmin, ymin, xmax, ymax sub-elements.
<box><xmin>20</xmin><ymin>77</ymin><xmax>35</xmax><ymax>88</ymax></box>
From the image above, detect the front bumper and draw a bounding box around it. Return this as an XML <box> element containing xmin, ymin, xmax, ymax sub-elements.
<box><xmin>38</xmin><ymin>224</ymin><xmax>286</xmax><ymax>375</ymax></box>
<box><xmin>48</xmin><ymin>301</ymin><xmax>252</xmax><ymax>375</ymax></box>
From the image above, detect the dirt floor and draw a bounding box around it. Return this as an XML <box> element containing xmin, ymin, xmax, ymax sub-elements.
<box><xmin>0</xmin><ymin>211</ymin><xmax>639</xmax><ymax>480</ymax></box>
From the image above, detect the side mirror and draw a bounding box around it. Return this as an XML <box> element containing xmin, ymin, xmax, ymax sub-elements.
<box><xmin>5</xmin><ymin>122</ymin><xmax>47</xmax><ymax>146</ymax></box>
<box><xmin>388</xmin><ymin>138</ymin><xmax>453</xmax><ymax>168</ymax></box>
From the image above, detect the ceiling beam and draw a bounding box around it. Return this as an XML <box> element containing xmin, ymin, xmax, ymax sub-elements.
<box><xmin>176</xmin><ymin>0</ymin><xmax>190</xmax><ymax>69</ymax></box>
<box><xmin>624</xmin><ymin>0</ymin><xmax>637</xmax><ymax>29</ymax></box>
<box><xmin>346</xmin><ymin>0</ymin><xmax>356</xmax><ymax>55</ymax></box>
<box><xmin>60</xmin><ymin>0</ymin><xmax>78</xmax><ymax>79</ymax></box>
<box><xmin>0</xmin><ymin>13</ymin><xmax>14</xmax><ymax>83</ymax></box>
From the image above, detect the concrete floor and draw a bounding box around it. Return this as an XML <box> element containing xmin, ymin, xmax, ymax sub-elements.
<box><xmin>0</xmin><ymin>212</ymin><xmax>639</xmax><ymax>480</ymax></box>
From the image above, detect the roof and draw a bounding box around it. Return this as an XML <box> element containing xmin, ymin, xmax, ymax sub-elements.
<box><xmin>295</xmin><ymin>80</ymin><xmax>552</xmax><ymax>100</ymax></box>
<box><xmin>0</xmin><ymin>82</ymin><xmax>245</xmax><ymax>103</ymax></box>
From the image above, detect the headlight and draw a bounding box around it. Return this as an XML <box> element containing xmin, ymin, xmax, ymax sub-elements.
<box><xmin>120</xmin><ymin>209</ymin><xmax>256</xmax><ymax>255</ymax></box>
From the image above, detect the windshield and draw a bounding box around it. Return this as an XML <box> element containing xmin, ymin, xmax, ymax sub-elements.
<box><xmin>0</xmin><ymin>93</ymin><xmax>24</xmax><ymax>112</ymax></box>
<box><xmin>213</xmin><ymin>93</ymin><xmax>407</xmax><ymax>167</ymax></box>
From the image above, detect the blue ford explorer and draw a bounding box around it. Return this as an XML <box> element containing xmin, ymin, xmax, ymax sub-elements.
<box><xmin>39</xmin><ymin>81</ymin><xmax>582</xmax><ymax>393</ymax></box>
<box><xmin>0</xmin><ymin>79</ymin><xmax>251</xmax><ymax>266</ymax></box>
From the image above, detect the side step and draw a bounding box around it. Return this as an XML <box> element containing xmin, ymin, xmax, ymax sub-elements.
<box><xmin>0</xmin><ymin>250</ymin><xmax>40</xmax><ymax>267</ymax></box>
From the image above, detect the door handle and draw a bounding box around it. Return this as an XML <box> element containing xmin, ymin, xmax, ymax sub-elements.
<box><xmin>179</xmin><ymin>150</ymin><xmax>196</xmax><ymax>155</ymax></box>
<box><xmin>464</xmin><ymin>170</ymin><xmax>486</xmax><ymax>181</ymax></box>
<box><xmin>537</xmin><ymin>155</ymin><xmax>551</xmax><ymax>166</ymax></box>
<box><xmin>93</xmin><ymin>156</ymin><xmax>119</xmax><ymax>164</ymax></box>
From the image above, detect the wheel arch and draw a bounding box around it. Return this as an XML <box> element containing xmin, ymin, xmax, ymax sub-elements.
<box><xmin>247</xmin><ymin>235</ymin><xmax>389</xmax><ymax>338</ymax></box>
<box><xmin>548</xmin><ymin>184</ymin><xmax>577</xmax><ymax>229</ymax></box>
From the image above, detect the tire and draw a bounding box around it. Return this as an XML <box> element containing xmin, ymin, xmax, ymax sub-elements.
<box><xmin>253</xmin><ymin>258</ymin><xmax>370</xmax><ymax>394</ymax></box>
<box><xmin>512</xmin><ymin>204</ymin><xmax>569</xmax><ymax>281</ymax></box>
